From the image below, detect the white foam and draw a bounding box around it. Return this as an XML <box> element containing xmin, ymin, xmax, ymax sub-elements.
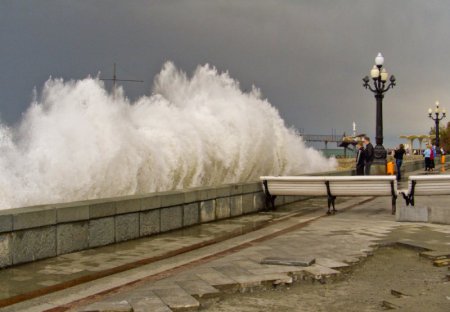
<box><xmin>0</xmin><ymin>62</ymin><xmax>336</xmax><ymax>209</ymax></box>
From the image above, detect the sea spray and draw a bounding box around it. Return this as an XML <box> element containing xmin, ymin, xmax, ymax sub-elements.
<box><xmin>0</xmin><ymin>62</ymin><xmax>336</xmax><ymax>209</ymax></box>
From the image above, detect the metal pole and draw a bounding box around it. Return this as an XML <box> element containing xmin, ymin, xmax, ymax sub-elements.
<box><xmin>375</xmin><ymin>93</ymin><xmax>384</xmax><ymax>146</ymax></box>
<box><xmin>372</xmin><ymin>92</ymin><xmax>387</xmax><ymax>164</ymax></box>
<box><xmin>435</xmin><ymin>116</ymin><xmax>440</xmax><ymax>154</ymax></box>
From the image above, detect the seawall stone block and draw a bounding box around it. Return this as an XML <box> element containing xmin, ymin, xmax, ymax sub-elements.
<box><xmin>200</xmin><ymin>200</ymin><xmax>216</xmax><ymax>223</ymax></box>
<box><xmin>205</xmin><ymin>188</ymin><xmax>217</xmax><ymax>200</ymax></box>
<box><xmin>160</xmin><ymin>191</ymin><xmax>185</xmax><ymax>208</ymax></box>
<box><xmin>284</xmin><ymin>195</ymin><xmax>294</xmax><ymax>205</ymax></box>
<box><xmin>89</xmin><ymin>217</ymin><xmax>115</xmax><ymax>248</ymax></box>
<box><xmin>57</xmin><ymin>205</ymin><xmax>89</xmax><ymax>223</ymax></box>
<box><xmin>0</xmin><ymin>213</ymin><xmax>13</xmax><ymax>233</ymax></box>
<box><xmin>89</xmin><ymin>202</ymin><xmax>116</xmax><ymax>219</ymax></box>
<box><xmin>183</xmin><ymin>189</ymin><xmax>199</xmax><ymax>204</ymax></box>
<box><xmin>284</xmin><ymin>196</ymin><xmax>297</xmax><ymax>204</ymax></box>
<box><xmin>13</xmin><ymin>207</ymin><xmax>56</xmax><ymax>230</ymax></box>
<box><xmin>242</xmin><ymin>182</ymin><xmax>262</xmax><ymax>194</ymax></box>
<box><xmin>254</xmin><ymin>192</ymin><xmax>265</xmax><ymax>211</ymax></box>
<box><xmin>141</xmin><ymin>195</ymin><xmax>161</xmax><ymax>211</ymax></box>
<box><xmin>140</xmin><ymin>209</ymin><xmax>160</xmax><ymax>236</ymax></box>
<box><xmin>276</xmin><ymin>195</ymin><xmax>285</xmax><ymax>206</ymax></box>
<box><xmin>0</xmin><ymin>233</ymin><xmax>12</xmax><ymax>268</ymax></box>
<box><xmin>160</xmin><ymin>206</ymin><xmax>183</xmax><ymax>232</ymax></box>
<box><xmin>216</xmin><ymin>185</ymin><xmax>231</xmax><ymax>198</ymax></box>
<box><xmin>230</xmin><ymin>195</ymin><xmax>243</xmax><ymax>217</ymax></box>
<box><xmin>183</xmin><ymin>203</ymin><xmax>199</xmax><ymax>227</ymax></box>
<box><xmin>57</xmin><ymin>222</ymin><xmax>89</xmax><ymax>254</ymax></box>
<box><xmin>242</xmin><ymin>194</ymin><xmax>255</xmax><ymax>214</ymax></box>
<box><xmin>116</xmin><ymin>198</ymin><xmax>141</xmax><ymax>214</ymax></box>
<box><xmin>230</xmin><ymin>184</ymin><xmax>243</xmax><ymax>196</ymax></box>
<box><xmin>12</xmin><ymin>226</ymin><xmax>56</xmax><ymax>265</ymax></box>
<box><xmin>116</xmin><ymin>213</ymin><xmax>139</xmax><ymax>242</ymax></box>
<box><xmin>216</xmin><ymin>198</ymin><xmax>231</xmax><ymax>220</ymax></box>
<box><xmin>139</xmin><ymin>209</ymin><xmax>161</xmax><ymax>236</ymax></box>
<box><xmin>195</xmin><ymin>188</ymin><xmax>217</xmax><ymax>201</ymax></box>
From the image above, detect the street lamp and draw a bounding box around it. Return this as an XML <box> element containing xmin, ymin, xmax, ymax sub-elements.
<box><xmin>428</xmin><ymin>101</ymin><xmax>446</xmax><ymax>155</ymax></box>
<box><xmin>362</xmin><ymin>53</ymin><xmax>397</xmax><ymax>169</ymax></box>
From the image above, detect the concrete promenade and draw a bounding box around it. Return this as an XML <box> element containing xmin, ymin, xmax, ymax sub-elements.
<box><xmin>1</xmin><ymin>168</ymin><xmax>449</xmax><ymax>311</ymax></box>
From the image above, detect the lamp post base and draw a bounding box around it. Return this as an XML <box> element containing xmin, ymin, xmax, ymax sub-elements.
<box><xmin>371</xmin><ymin>144</ymin><xmax>387</xmax><ymax>175</ymax></box>
<box><xmin>371</xmin><ymin>163</ymin><xmax>387</xmax><ymax>175</ymax></box>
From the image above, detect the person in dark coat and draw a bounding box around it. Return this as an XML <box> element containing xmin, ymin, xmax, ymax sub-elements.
<box><xmin>363</xmin><ymin>136</ymin><xmax>374</xmax><ymax>175</ymax></box>
<box><xmin>394</xmin><ymin>144</ymin><xmax>406</xmax><ymax>180</ymax></box>
<box><xmin>356</xmin><ymin>142</ymin><xmax>365</xmax><ymax>175</ymax></box>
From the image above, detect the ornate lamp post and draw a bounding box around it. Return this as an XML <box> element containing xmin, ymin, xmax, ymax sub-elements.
<box><xmin>428</xmin><ymin>101</ymin><xmax>446</xmax><ymax>155</ymax></box>
<box><xmin>362</xmin><ymin>53</ymin><xmax>396</xmax><ymax>168</ymax></box>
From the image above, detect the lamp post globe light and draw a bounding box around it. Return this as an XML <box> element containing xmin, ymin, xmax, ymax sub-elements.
<box><xmin>428</xmin><ymin>101</ymin><xmax>446</xmax><ymax>155</ymax></box>
<box><xmin>362</xmin><ymin>53</ymin><xmax>397</xmax><ymax>172</ymax></box>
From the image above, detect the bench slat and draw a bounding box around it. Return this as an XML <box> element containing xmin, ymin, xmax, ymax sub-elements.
<box><xmin>331</xmin><ymin>182</ymin><xmax>396</xmax><ymax>196</ymax></box>
<box><xmin>267</xmin><ymin>181</ymin><xmax>327</xmax><ymax>196</ymax></box>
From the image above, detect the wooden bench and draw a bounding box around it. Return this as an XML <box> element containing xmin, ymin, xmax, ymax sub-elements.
<box><xmin>399</xmin><ymin>174</ymin><xmax>450</xmax><ymax>206</ymax></box>
<box><xmin>260</xmin><ymin>176</ymin><xmax>398</xmax><ymax>215</ymax></box>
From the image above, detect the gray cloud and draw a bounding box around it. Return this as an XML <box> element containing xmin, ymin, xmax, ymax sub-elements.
<box><xmin>1</xmin><ymin>0</ymin><xmax>450</xmax><ymax>146</ymax></box>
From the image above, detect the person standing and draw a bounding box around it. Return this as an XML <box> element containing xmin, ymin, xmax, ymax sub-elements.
<box><xmin>424</xmin><ymin>144</ymin><xmax>431</xmax><ymax>172</ymax></box>
<box><xmin>394</xmin><ymin>144</ymin><xmax>406</xmax><ymax>180</ymax></box>
<box><xmin>363</xmin><ymin>137</ymin><xmax>374</xmax><ymax>175</ymax></box>
<box><xmin>356</xmin><ymin>142</ymin><xmax>365</xmax><ymax>175</ymax></box>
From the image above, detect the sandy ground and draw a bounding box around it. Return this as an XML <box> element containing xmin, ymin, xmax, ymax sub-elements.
<box><xmin>203</xmin><ymin>246</ymin><xmax>450</xmax><ymax>312</ymax></box>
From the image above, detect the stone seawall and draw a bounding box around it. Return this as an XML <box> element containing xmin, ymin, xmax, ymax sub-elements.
<box><xmin>0</xmin><ymin>181</ymin><xmax>310</xmax><ymax>269</ymax></box>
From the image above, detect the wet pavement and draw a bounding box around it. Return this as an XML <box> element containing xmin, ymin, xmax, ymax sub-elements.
<box><xmin>1</xmin><ymin>166</ymin><xmax>449</xmax><ymax>311</ymax></box>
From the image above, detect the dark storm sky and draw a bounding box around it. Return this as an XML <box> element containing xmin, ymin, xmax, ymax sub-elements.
<box><xmin>1</xmin><ymin>0</ymin><xmax>450</xmax><ymax>146</ymax></box>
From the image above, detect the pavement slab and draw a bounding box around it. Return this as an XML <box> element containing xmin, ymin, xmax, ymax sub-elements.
<box><xmin>420</xmin><ymin>250</ymin><xmax>450</xmax><ymax>260</ymax></box>
<box><xmin>132</xmin><ymin>296</ymin><xmax>173</xmax><ymax>312</ymax></box>
<box><xmin>194</xmin><ymin>268</ymin><xmax>238</xmax><ymax>292</ymax></box>
<box><xmin>230</xmin><ymin>273</ymin><xmax>293</xmax><ymax>288</ymax></box>
<box><xmin>78</xmin><ymin>300</ymin><xmax>133</xmax><ymax>312</ymax></box>
<box><xmin>260</xmin><ymin>256</ymin><xmax>315</xmax><ymax>267</ymax></box>
<box><xmin>302</xmin><ymin>264</ymin><xmax>341</xmax><ymax>281</ymax></box>
<box><xmin>314</xmin><ymin>257</ymin><xmax>350</xmax><ymax>269</ymax></box>
<box><xmin>247</xmin><ymin>265</ymin><xmax>305</xmax><ymax>277</ymax></box>
<box><xmin>212</xmin><ymin>265</ymin><xmax>254</xmax><ymax>280</ymax></box>
<box><xmin>151</xmin><ymin>286</ymin><xmax>200</xmax><ymax>311</ymax></box>
<box><xmin>176</xmin><ymin>279</ymin><xmax>221</xmax><ymax>299</ymax></box>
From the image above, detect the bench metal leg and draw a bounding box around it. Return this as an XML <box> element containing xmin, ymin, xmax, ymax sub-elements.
<box><xmin>325</xmin><ymin>181</ymin><xmax>337</xmax><ymax>215</ymax></box>
<box><xmin>263</xmin><ymin>192</ymin><xmax>276</xmax><ymax>211</ymax></box>
<box><xmin>391</xmin><ymin>195</ymin><xmax>397</xmax><ymax>215</ymax></box>
<box><xmin>399</xmin><ymin>192</ymin><xmax>416</xmax><ymax>207</ymax></box>
<box><xmin>262</xmin><ymin>180</ymin><xmax>276</xmax><ymax>211</ymax></box>
<box><xmin>327</xmin><ymin>196</ymin><xmax>337</xmax><ymax>215</ymax></box>
<box><xmin>267</xmin><ymin>195</ymin><xmax>277</xmax><ymax>211</ymax></box>
<box><xmin>409</xmin><ymin>180</ymin><xmax>416</xmax><ymax>207</ymax></box>
<box><xmin>390</xmin><ymin>181</ymin><xmax>397</xmax><ymax>215</ymax></box>
<box><xmin>400</xmin><ymin>192</ymin><xmax>410</xmax><ymax>206</ymax></box>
